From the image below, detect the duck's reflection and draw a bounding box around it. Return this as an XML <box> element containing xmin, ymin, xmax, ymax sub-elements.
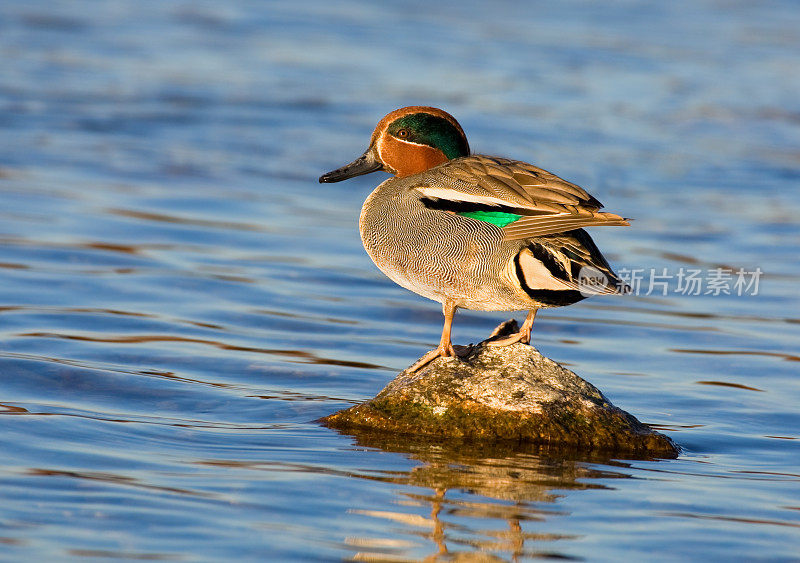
<box><xmin>339</xmin><ymin>430</ymin><xmax>652</xmax><ymax>561</ymax></box>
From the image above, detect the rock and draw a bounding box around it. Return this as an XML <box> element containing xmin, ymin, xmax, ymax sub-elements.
<box><xmin>321</xmin><ymin>321</ymin><xmax>678</xmax><ymax>457</ymax></box>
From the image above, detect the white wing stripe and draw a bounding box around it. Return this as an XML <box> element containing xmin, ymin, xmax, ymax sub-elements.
<box><xmin>414</xmin><ymin>187</ymin><xmax>508</xmax><ymax>207</ymax></box>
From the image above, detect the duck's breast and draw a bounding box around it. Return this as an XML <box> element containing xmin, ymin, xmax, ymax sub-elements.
<box><xmin>359</xmin><ymin>180</ymin><xmax>513</xmax><ymax>306</ymax></box>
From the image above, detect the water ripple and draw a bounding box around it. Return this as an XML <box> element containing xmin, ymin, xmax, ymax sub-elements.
<box><xmin>17</xmin><ymin>332</ymin><xmax>390</xmax><ymax>370</ymax></box>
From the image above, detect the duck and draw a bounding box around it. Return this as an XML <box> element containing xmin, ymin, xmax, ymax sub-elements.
<box><xmin>319</xmin><ymin>106</ymin><xmax>629</xmax><ymax>369</ymax></box>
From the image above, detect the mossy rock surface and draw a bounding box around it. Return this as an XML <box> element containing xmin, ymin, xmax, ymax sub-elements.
<box><xmin>322</xmin><ymin>326</ymin><xmax>677</xmax><ymax>457</ymax></box>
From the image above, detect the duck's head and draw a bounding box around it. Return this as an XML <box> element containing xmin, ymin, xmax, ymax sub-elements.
<box><xmin>319</xmin><ymin>106</ymin><xmax>470</xmax><ymax>183</ymax></box>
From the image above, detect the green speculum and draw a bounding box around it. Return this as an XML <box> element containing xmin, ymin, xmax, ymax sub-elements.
<box><xmin>457</xmin><ymin>210</ymin><xmax>522</xmax><ymax>227</ymax></box>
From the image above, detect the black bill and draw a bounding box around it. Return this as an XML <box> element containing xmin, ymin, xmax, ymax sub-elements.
<box><xmin>319</xmin><ymin>149</ymin><xmax>383</xmax><ymax>183</ymax></box>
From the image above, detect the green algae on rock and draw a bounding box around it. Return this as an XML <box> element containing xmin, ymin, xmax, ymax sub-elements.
<box><xmin>322</xmin><ymin>323</ymin><xmax>678</xmax><ymax>457</ymax></box>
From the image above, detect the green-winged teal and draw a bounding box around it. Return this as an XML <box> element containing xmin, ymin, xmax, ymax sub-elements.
<box><xmin>320</xmin><ymin>106</ymin><xmax>629</xmax><ymax>369</ymax></box>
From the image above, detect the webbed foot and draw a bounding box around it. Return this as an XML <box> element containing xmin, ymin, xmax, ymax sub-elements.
<box><xmin>407</xmin><ymin>343</ymin><xmax>471</xmax><ymax>373</ymax></box>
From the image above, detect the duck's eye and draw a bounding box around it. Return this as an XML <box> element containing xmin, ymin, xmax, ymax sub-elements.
<box><xmin>396</xmin><ymin>128</ymin><xmax>410</xmax><ymax>138</ymax></box>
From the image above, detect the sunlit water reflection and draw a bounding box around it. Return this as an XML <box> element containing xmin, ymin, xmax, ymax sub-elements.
<box><xmin>0</xmin><ymin>0</ymin><xmax>799</xmax><ymax>560</ymax></box>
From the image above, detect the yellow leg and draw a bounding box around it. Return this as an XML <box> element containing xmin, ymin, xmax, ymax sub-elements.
<box><xmin>436</xmin><ymin>300</ymin><xmax>457</xmax><ymax>357</ymax></box>
<box><xmin>408</xmin><ymin>300</ymin><xmax>460</xmax><ymax>372</ymax></box>
<box><xmin>487</xmin><ymin>309</ymin><xmax>537</xmax><ymax>347</ymax></box>
<box><xmin>518</xmin><ymin>309</ymin><xmax>537</xmax><ymax>344</ymax></box>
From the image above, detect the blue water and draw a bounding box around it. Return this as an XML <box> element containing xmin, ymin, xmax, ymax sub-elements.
<box><xmin>0</xmin><ymin>1</ymin><xmax>799</xmax><ymax>560</ymax></box>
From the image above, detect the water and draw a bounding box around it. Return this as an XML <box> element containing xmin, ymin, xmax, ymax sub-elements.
<box><xmin>0</xmin><ymin>1</ymin><xmax>799</xmax><ymax>560</ymax></box>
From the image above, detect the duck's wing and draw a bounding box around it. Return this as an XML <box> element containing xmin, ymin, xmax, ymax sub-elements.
<box><xmin>413</xmin><ymin>155</ymin><xmax>630</xmax><ymax>240</ymax></box>
<box><xmin>522</xmin><ymin>229</ymin><xmax>630</xmax><ymax>296</ymax></box>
